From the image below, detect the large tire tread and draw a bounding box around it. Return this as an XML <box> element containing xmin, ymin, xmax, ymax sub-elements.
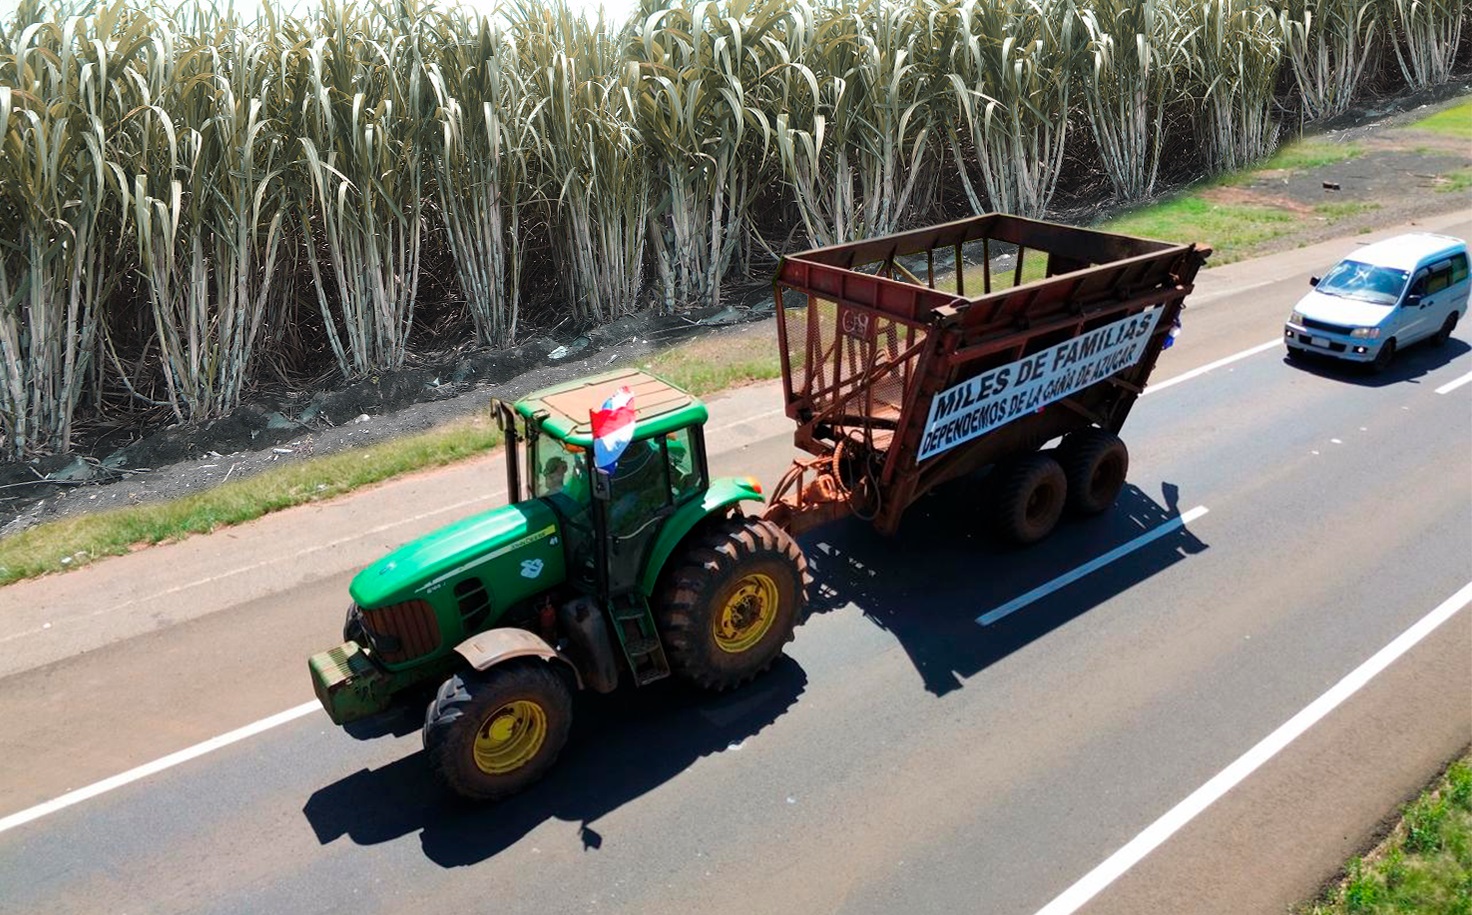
<box><xmin>994</xmin><ymin>452</ymin><xmax>1068</xmax><ymax>545</ymax></box>
<box><xmin>423</xmin><ymin>661</ymin><xmax>573</xmax><ymax>802</ymax></box>
<box><xmin>1059</xmin><ymin>429</ymin><xmax>1129</xmax><ymax>516</ymax></box>
<box><xmin>655</xmin><ymin>515</ymin><xmax>807</xmax><ymax>692</ymax></box>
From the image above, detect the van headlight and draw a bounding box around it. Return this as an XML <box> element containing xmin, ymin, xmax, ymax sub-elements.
<box><xmin>1349</xmin><ymin>327</ymin><xmax>1380</xmax><ymax>339</ymax></box>
<box><xmin>1289</xmin><ymin>310</ymin><xmax>1305</xmax><ymax>325</ymax></box>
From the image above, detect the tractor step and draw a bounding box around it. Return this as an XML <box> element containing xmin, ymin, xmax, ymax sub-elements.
<box><xmin>621</xmin><ymin>637</ymin><xmax>660</xmax><ymax>656</ymax></box>
<box><xmin>607</xmin><ymin>594</ymin><xmax>670</xmax><ymax>686</ymax></box>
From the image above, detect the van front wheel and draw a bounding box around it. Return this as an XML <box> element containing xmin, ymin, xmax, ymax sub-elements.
<box><xmin>1369</xmin><ymin>338</ymin><xmax>1396</xmax><ymax>374</ymax></box>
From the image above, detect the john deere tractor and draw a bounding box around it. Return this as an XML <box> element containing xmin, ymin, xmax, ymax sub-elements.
<box><xmin>308</xmin><ymin>369</ymin><xmax>808</xmax><ymax>800</ymax></box>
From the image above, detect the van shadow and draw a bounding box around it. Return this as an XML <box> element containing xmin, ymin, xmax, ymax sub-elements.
<box><xmin>799</xmin><ymin>480</ymin><xmax>1208</xmax><ymax>697</ymax></box>
<box><xmin>302</xmin><ymin>657</ymin><xmax>805</xmax><ymax>866</ymax></box>
<box><xmin>1284</xmin><ymin>336</ymin><xmax>1469</xmax><ymax>387</ymax></box>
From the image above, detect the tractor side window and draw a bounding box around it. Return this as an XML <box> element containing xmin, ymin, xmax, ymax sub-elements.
<box><xmin>534</xmin><ymin>436</ymin><xmax>590</xmax><ymax>507</ymax></box>
<box><xmin>665</xmin><ymin>428</ymin><xmax>702</xmax><ymax>504</ymax></box>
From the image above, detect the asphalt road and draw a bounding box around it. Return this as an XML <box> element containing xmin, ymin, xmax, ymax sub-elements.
<box><xmin>1</xmin><ymin>213</ymin><xmax>1469</xmax><ymax>915</ymax></box>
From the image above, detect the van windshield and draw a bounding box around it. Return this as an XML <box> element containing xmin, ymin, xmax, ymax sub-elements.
<box><xmin>1317</xmin><ymin>260</ymin><xmax>1409</xmax><ymax>306</ymax></box>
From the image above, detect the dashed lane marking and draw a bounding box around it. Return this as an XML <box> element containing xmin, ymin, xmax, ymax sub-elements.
<box><xmin>977</xmin><ymin>506</ymin><xmax>1210</xmax><ymax>627</ymax></box>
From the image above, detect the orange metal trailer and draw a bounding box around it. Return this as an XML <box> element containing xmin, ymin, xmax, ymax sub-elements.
<box><xmin>764</xmin><ymin>214</ymin><xmax>1211</xmax><ymax>542</ymax></box>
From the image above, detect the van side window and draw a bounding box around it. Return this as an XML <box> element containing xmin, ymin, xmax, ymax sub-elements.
<box><xmin>1451</xmin><ymin>253</ymin><xmax>1469</xmax><ymax>285</ymax></box>
<box><xmin>1423</xmin><ymin>260</ymin><xmax>1452</xmax><ymax>295</ymax></box>
<box><xmin>1409</xmin><ymin>270</ymin><xmax>1429</xmax><ymax>296</ymax></box>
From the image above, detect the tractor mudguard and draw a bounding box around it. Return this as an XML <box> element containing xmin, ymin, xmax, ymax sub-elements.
<box><xmin>638</xmin><ymin>476</ymin><xmax>765</xmax><ymax>597</ymax></box>
<box><xmin>454</xmin><ymin>628</ymin><xmax>582</xmax><ymax>688</ymax></box>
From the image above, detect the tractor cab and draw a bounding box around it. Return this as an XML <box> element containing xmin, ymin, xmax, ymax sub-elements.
<box><xmin>498</xmin><ymin>368</ymin><xmax>712</xmax><ymax>600</ymax></box>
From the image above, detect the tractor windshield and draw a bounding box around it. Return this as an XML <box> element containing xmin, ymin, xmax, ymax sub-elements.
<box><xmin>533</xmin><ymin>435</ymin><xmax>591</xmax><ymax>506</ymax></box>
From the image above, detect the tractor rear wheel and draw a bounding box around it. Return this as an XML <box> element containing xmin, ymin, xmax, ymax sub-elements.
<box><xmin>423</xmin><ymin>661</ymin><xmax>573</xmax><ymax>801</ymax></box>
<box><xmin>656</xmin><ymin>516</ymin><xmax>807</xmax><ymax>691</ymax></box>
<box><xmin>994</xmin><ymin>452</ymin><xmax>1068</xmax><ymax>545</ymax></box>
<box><xmin>1059</xmin><ymin>429</ymin><xmax>1129</xmax><ymax>515</ymax></box>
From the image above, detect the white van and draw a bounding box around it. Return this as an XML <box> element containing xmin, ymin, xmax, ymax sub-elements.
<box><xmin>1284</xmin><ymin>233</ymin><xmax>1469</xmax><ymax>371</ymax></box>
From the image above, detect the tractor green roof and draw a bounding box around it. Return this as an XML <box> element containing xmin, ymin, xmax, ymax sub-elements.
<box><xmin>515</xmin><ymin>368</ymin><xmax>708</xmax><ymax>447</ymax></box>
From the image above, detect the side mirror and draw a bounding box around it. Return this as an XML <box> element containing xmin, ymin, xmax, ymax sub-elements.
<box><xmin>1309</xmin><ymin>276</ymin><xmax>1320</xmax><ymax>287</ymax></box>
<box><xmin>1404</xmin><ymin>293</ymin><xmax>1422</xmax><ymax>307</ymax></box>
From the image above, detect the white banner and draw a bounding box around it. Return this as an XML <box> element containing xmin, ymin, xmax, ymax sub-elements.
<box><xmin>918</xmin><ymin>306</ymin><xmax>1164</xmax><ymax>462</ymax></box>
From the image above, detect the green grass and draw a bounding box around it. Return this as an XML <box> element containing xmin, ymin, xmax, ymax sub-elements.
<box><xmin>1314</xmin><ymin>201</ymin><xmax>1382</xmax><ymax>220</ymax></box>
<box><xmin>0</xmin><ymin>330</ymin><xmax>785</xmax><ymax>588</ymax></box>
<box><xmin>641</xmin><ymin>331</ymin><xmax>783</xmax><ymax>395</ymax></box>
<box><xmin>1101</xmin><ymin>196</ymin><xmax>1298</xmax><ymax>264</ymax></box>
<box><xmin>1437</xmin><ymin>168</ymin><xmax>1472</xmax><ymax>194</ymax></box>
<box><xmin>1240</xmin><ymin>138</ymin><xmax>1364</xmax><ymax>177</ymax></box>
<box><xmin>1412</xmin><ymin>98</ymin><xmax>1472</xmax><ymax>141</ymax></box>
<box><xmin>0</xmin><ymin>419</ymin><xmax>503</xmax><ymax>587</ymax></box>
<box><xmin>1298</xmin><ymin>754</ymin><xmax>1472</xmax><ymax>915</ymax></box>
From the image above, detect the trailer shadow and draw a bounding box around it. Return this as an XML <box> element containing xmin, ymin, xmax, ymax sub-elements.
<box><xmin>302</xmin><ymin>656</ymin><xmax>805</xmax><ymax>866</ymax></box>
<box><xmin>799</xmin><ymin>481</ymin><xmax>1208</xmax><ymax>697</ymax></box>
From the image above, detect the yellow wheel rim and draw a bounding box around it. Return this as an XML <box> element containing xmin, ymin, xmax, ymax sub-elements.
<box><xmin>714</xmin><ymin>572</ymin><xmax>779</xmax><ymax>654</ymax></box>
<box><xmin>472</xmin><ymin>700</ymin><xmax>547</xmax><ymax>775</ymax></box>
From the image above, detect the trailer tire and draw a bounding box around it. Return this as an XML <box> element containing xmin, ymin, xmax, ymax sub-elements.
<box><xmin>423</xmin><ymin>661</ymin><xmax>572</xmax><ymax>801</ymax></box>
<box><xmin>995</xmin><ymin>453</ymin><xmax>1068</xmax><ymax>545</ymax></box>
<box><xmin>1060</xmin><ymin>430</ymin><xmax>1129</xmax><ymax>516</ymax></box>
<box><xmin>655</xmin><ymin>516</ymin><xmax>806</xmax><ymax>691</ymax></box>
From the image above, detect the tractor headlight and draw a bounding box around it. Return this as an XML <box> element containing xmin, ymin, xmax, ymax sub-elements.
<box><xmin>1349</xmin><ymin>327</ymin><xmax>1380</xmax><ymax>339</ymax></box>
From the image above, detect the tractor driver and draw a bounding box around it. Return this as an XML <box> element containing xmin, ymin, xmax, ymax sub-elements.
<box><xmin>542</xmin><ymin>456</ymin><xmax>568</xmax><ymax>494</ymax></box>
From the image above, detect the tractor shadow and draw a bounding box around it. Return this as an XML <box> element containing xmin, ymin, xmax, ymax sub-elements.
<box><xmin>1283</xmin><ymin>336</ymin><xmax>1469</xmax><ymax>387</ymax></box>
<box><xmin>799</xmin><ymin>480</ymin><xmax>1208</xmax><ymax>697</ymax></box>
<box><xmin>302</xmin><ymin>656</ymin><xmax>805</xmax><ymax>866</ymax></box>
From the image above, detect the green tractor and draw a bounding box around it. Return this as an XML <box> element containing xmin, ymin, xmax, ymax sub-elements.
<box><xmin>308</xmin><ymin>369</ymin><xmax>808</xmax><ymax>800</ymax></box>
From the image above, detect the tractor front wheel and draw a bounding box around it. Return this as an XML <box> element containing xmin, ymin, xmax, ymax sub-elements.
<box><xmin>656</xmin><ymin>516</ymin><xmax>807</xmax><ymax>691</ymax></box>
<box><xmin>423</xmin><ymin>662</ymin><xmax>573</xmax><ymax>801</ymax></box>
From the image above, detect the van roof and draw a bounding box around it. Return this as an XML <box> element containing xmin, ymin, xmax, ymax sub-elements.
<box><xmin>1345</xmin><ymin>233</ymin><xmax>1466</xmax><ymax>271</ymax></box>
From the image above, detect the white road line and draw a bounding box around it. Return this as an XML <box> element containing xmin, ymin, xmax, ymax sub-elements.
<box><xmin>1435</xmin><ymin>369</ymin><xmax>1472</xmax><ymax>395</ymax></box>
<box><xmin>0</xmin><ymin>701</ymin><xmax>322</xmax><ymax>837</ymax></box>
<box><xmin>1033</xmin><ymin>578</ymin><xmax>1472</xmax><ymax>915</ymax></box>
<box><xmin>1144</xmin><ymin>340</ymin><xmax>1282</xmax><ymax>396</ymax></box>
<box><xmin>977</xmin><ymin>506</ymin><xmax>1210</xmax><ymax>626</ymax></box>
<box><xmin>708</xmin><ymin>406</ymin><xmax>787</xmax><ymax>434</ymax></box>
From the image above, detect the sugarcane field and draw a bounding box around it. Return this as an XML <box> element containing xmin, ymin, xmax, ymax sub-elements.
<box><xmin>0</xmin><ymin>0</ymin><xmax>1466</xmax><ymax>465</ymax></box>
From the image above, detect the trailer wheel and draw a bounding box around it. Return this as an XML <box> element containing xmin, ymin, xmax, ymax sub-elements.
<box><xmin>656</xmin><ymin>516</ymin><xmax>807</xmax><ymax>691</ymax></box>
<box><xmin>1060</xmin><ymin>430</ymin><xmax>1129</xmax><ymax>515</ymax></box>
<box><xmin>423</xmin><ymin>661</ymin><xmax>572</xmax><ymax>801</ymax></box>
<box><xmin>995</xmin><ymin>453</ymin><xmax>1068</xmax><ymax>545</ymax></box>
